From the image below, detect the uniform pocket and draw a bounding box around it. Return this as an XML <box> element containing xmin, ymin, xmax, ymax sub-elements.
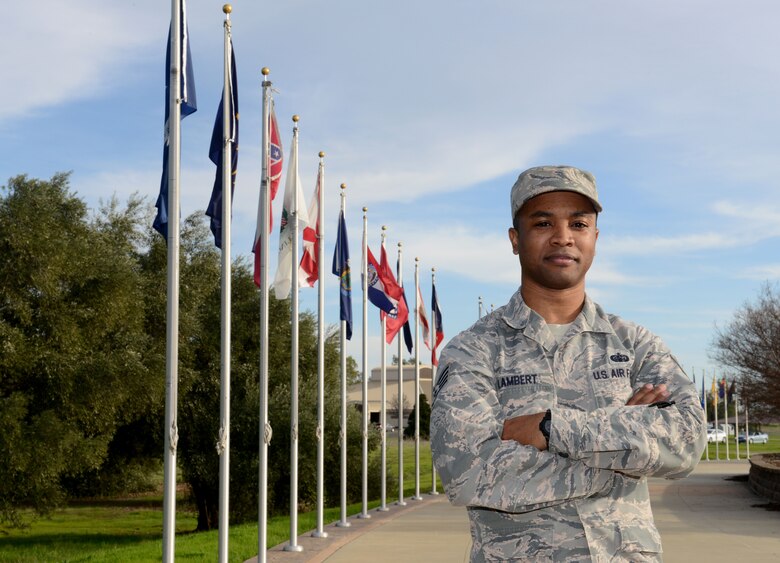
<box><xmin>615</xmin><ymin>522</ymin><xmax>663</xmax><ymax>560</ymax></box>
<box><xmin>495</xmin><ymin>378</ymin><xmax>553</xmax><ymax>420</ymax></box>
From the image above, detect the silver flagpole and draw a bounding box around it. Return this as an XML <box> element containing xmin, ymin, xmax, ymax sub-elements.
<box><xmin>285</xmin><ymin>116</ymin><xmax>304</xmax><ymax>553</ymax></box>
<box><xmin>217</xmin><ymin>6</ymin><xmax>234</xmax><ymax>562</ymax></box>
<box><xmin>412</xmin><ymin>257</ymin><xmax>422</xmax><ymax>501</ymax></box>
<box><xmin>162</xmin><ymin>1</ymin><xmax>183</xmax><ymax>560</ymax></box>
<box><xmin>257</xmin><ymin>66</ymin><xmax>273</xmax><ymax>563</ymax></box>
<box><xmin>429</xmin><ymin>267</ymin><xmax>439</xmax><ymax>496</ymax></box>
<box><xmin>396</xmin><ymin>242</ymin><xmax>406</xmax><ymax>507</ymax></box>
<box><xmin>735</xmin><ymin>391</ymin><xmax>740</xmax><ymax>460</ymax></box>
<box><xmin>336</xmin><ymin>184</ymin><xmax>351</xmax><ymax>529</ymax></box>
<box><xmin>745</xmin><ymin>401</ymin><xmax>750</xmax><ymax>458</ymax></box>
<box><xmin>713</xmin><ymin>374</ymin><xmax>720</xmax><ymax>460</ymax></box>
<box><xmin>702</xmin><ymin>369</ymin><xmax>709</xmax><ymax>461</ymax></box>
<box><xmin>359</xmin><ymin>206</ymin><xmax>371</xmax><ymax>520</ymax></box>
<box><xmin>313</xmin><ymin>151</ymin><xmax>328</xmax><ymax>539</ymax></box>
<box><xmin>723</xmin><ymin>377</ymin><xmax>730</xmax><ymax>460</ymax></box>
<box><xmin>378</xmin><ymin>227</ymin><xmax>388</xmax><ymax>512</ymax></box>
<box><xmin>478</xmin><ymin>296</ymin><xmax>483</xmax><ymax>319</ymax></box>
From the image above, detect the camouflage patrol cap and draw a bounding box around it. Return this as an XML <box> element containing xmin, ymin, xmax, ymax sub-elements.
<box><xmin>510</xmin><ymin>165</ymin><xmax>602</xmax><ymax>219</ymax></box>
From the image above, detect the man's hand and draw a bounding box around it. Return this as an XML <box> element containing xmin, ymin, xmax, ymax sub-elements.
<box><xmin>501</xmin><ymin>412</ymin><xmax>548</xmax><ymax>450</ymax></box>
<box><xmin>626</xmin><ymin>383</ymin><xmax>670</xmax><ymax>406</ymax></box>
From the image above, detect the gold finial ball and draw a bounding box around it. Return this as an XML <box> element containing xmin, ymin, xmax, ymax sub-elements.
<box><xmin>292</xmin><ymin>114</ymin><xmax>300</xmax><ymax>123</ymax></box>
<box><xmin>432</xmin><ymin>267</ymin><xmax>436</xmax><ymax>272</ymax></box>
<box><xmin>340</xmin><ymin>183</ymin><xmax>347</xmax><ymax>190</ymax></box>
<box><xmin>398</xmin><ymin>241</ymin><xmax>403</xmax><ymax>247</ymax></box>
<box><xmin>415</xmin><ymin>257</ymin><xmax>419</xmax><ymax>262</ymax></box>
<box><xmin>363</xmin><ymin>206</ymin><xmax>368</xmax><ymax>212</ymax></box>
<box><xmin>319</xmin><ymin>151</ymin><xmax>325</xmax><ymax>158</ymax></box>
<box><xmin>261</xmin><ymin>67</ymin><xmax>270</xmax><ymax>76</ymax></box>
<box><xmin>223</xmin><ymin>4</ymin><xmax>232</xmax><ymax>14</ymax></box>
<box><xmin>381</xmin><ymin>225</ymin><xmax>387</xmax><ymax>231</ymax></box>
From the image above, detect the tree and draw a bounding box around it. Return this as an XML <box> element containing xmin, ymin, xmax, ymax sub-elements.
<box><xmin>404</xmin><ymin>393</ymin><xmax>431</xmax><ymax>439</ymax></box>
<box><xmin>0</xmin><ymin>174</ymin><xmax>153</xmax><ymax>524</ymax></box>
<box><xmin>711</xmin><ymin>283</ymin><xmax>780</xmax><ymax>420</ymax></box>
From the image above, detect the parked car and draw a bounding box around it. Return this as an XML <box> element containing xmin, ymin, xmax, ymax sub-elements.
<box><xmin>707</xmin><ymin>429</ymin><xmax>727</xmax><ymax>443</ymax></box>
<box><xmin>738</xmin><ymin>431</ymin><xmax>769</xmax><ymax>444</ymax></box>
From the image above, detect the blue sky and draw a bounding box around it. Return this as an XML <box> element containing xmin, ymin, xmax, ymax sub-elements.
<box><xmin>3</xmin><ymin>1</ymin><xmax>780</xmax><ymax>385</ymax></box>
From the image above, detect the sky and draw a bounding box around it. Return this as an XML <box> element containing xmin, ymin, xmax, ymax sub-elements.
<box><xmin>3</xmin><ymin>0</ymin><xmax>780</xmax><ymax>386</ymax></box>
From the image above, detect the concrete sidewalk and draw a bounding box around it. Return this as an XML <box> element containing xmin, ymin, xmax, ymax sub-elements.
<box><xmin>257</xmin><ymin>460</ymin><xmax>780</xmax><ymax>562</ymax></box>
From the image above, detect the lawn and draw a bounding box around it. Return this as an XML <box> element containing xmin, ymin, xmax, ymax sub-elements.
<box><xmin>0</xmin><ymin>440</ymin><xmax>442</xmax><ymax>562</ymax></box>
<box><xmin>701</xmin><ymin>424</ymin><xmax>780</xmax><ymax>461</ymax></box>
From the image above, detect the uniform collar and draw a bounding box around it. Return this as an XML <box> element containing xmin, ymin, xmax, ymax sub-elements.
<box><xmin>501</xmin><ymin>288</ymin><xmax>614</xmax><ymax>339</ymax></box>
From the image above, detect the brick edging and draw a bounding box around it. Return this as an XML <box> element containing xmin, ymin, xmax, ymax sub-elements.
<box><xmin>748</xmin><ymin>454</ymin><xmax>780</xmax><ymax>503</ymax></box>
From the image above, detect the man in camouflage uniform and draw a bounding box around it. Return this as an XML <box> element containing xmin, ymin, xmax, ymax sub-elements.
<box><xmin>430</xmin><ymin>166</ymin><xmax>707</xmax><ymax>562</ymax></box>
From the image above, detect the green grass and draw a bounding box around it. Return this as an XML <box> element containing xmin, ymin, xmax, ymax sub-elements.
<box><xmin>0</xmin><ymin>441</ymin><xmax>442</xmax><ymax>562</ymax></box>
<box><xmin>701</xmin><ymin>424</ymin><xmax>780</xmax><ymax>461</ymax></box>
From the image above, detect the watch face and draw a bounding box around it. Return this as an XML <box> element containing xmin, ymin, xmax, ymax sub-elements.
<box><xmin>543</xmin><ymin>419</ymin><xmax>552</xmax><ymax>435</ymax></box>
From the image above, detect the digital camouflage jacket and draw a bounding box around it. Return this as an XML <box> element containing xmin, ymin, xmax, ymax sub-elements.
<box><xmin>430</xmin><ymin>290</ymin><xmax>707</xmax><ymax>562</ymax></box>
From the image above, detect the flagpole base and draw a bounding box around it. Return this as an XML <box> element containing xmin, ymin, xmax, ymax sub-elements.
<box><xmin>336</xmin><ymin>521</ymin><xmax>351</xmax><ymax>528</ymax></box>
<box><xmin>358</xmin><ymin>512</ymin><xmax>371</xmax><ymax>519</ymax></box>
<box><xmin>376</xmin><ymin>506</ymin><xmax>390</xmax><ymax>512</ymax></box>
<box><xmin>311</xmin><ymin>531</ymin><xmax>329</xmax><ymax>539</ymax></box>
<box><xmin>412</xmin><ymin>495</ymin><xmax>423</xmax><ymax>501</ymax></box>
<box><xmin>429</xmin><ymin>490</ymin><xmax>440</xmax><ymax>495</ymax></box>
<box><xmin>283</xmin><ymin>544</ymin><xmax>304</xmax><ymax>553</ymax></box>
<box><xmin>396</xmin><ymin>500</ymin><xmax>407</xmax><ymax>507</ymax></box>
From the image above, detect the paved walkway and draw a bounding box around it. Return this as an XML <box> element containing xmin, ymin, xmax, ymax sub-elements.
<box><xmin>254</xmin><ymin>460</ymin><xmax>780</xmax><ymax>562</ymax></box>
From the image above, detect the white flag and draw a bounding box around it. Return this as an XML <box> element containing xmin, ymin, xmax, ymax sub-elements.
<box><xmin>298</xmin><ymin>164</ymin><xmax>321</xmax><ymax>287</ymax></box>
<box><xmin>273</xmin><ymin>129</ymin><xmax>309</xmax><ymax>298</ymax></box>
<box><xmin>417</xmin><ymin>285</ymin><xmax>430</xmax><ymax>349</ymax></box>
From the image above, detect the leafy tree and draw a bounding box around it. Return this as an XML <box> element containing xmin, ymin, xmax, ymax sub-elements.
<box><xmin>404</xmin><ymin>393</ymin><xmax>431</xmax><ymax>440</ymax></box>
<box><xmin>0</xmin><ymin>174</ymin><xmax>152</xmax><ymax>524</ymax></box>
<box><xmin>711</xmin><ymin>283</ymin><xmax>780</xmax><ymax>420</ymax></box>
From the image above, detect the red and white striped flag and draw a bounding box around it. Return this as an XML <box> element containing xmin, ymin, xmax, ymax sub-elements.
<box><xmin>253</xmin><ymin>106</ymin><xmax>283</xmax><ymax>286</ymax></box>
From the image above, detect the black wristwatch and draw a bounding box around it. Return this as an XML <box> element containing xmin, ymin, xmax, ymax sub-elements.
<box><xmin>539</xmin><ymin>409</ymin><xmax>552</xmax><ymax>447</ymax></box>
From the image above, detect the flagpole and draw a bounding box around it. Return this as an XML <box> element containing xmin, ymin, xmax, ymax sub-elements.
<box><xmin>336</xmin><ymin>184</ymin><xmax>351</xmax><ymax>529</ymax></box>
<box><xmin>313</xmin><ymin>151</ymin><xmax>328</xmax><ymax>539</ymax></box>
<box><xmin>734</xmin><ymin>391</ymin><xmax>740</xmax><ymax>460</ymax></box>
<box><xmin>257</xmin><ymin>66</ymin><xmax>273</xmax><ymax>563</ymax></box>
<box><xmin>478</xmin><ymin>296</ymin><xmax>483</xmax><ymax>319</ymax></box>
<box><xmin>396</xmin><ymin>242</ymin><xmax>407</xmax><ymax>507</ymax></box>
<box><xmin>359</xmin><ymin>206</ymin><xmax>371</xmax><ymax>519</ymax></box>
<box><xmin>702</xmin><ymin>369</ymin><xmax>709</xmax><ymax>461</ymax></box>
<box><xmin>378</xmin><ymin>227</ymin><xmax>388</xmax><ymax>513</ymax></box>
<box><xmin>714</xmin><ymin>374</ymin><xmax>720</xmax><ymax>460</ymax></box>
<box><xmin>724</xmin><ymin>377</ymin><xmax>730</xmax><ymax>460</ymax></box>
<box><xmin>745</xmin><ymin>401</ymin><xmax>750</xmax><ymax>458</ymax></box>
<box><xmin>217</xmin><ymin>6</ymin><xmax>233</xmax><ymax>562</ymax></box>
<box><xmin>429</xmin><ymin>267</ymin><xmax>439</xmax><ymax>496</ymax></box>
<box><xmin>412</xmin><ymin>257</ymin><xmax>422</xmax><ymax>501</ymax></box>
<box><xmin>283</xmin><ymin>116</ymin><xmax>304</xmax><ymax>553</ymax></box>
<box><xmin>162</xmin><ymin>1</ymin><xmax>183</xmax><ymax>560</ymax></box>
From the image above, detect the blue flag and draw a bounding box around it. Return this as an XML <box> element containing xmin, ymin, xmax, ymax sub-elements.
<box><xmin>431</xmin><ymin>280</ymin><xmax>444</xmax><ymax>365</ymax></box>
<box><xmin>400</xmin><ymin>289</ymin><xmax>413</xmax><ymax>354</ymax></box>
<box><xmin>332</xmin><ymin>210</ymin><xmax>352</xmax><ymax>340</ymax></box>
<box><xmin>154</xmin><ymin>3</ymin><xmax>198</xmax><ymax>239</ymax></box>
<box><xmin>700</xmin><ymin>374</ymin><xmax>705</xmax><ymax>409</ymax></box>
<box><xmin>206</xmin><ymin>40</ymin><xmax>238</xmax><ymax>248</ymax></box>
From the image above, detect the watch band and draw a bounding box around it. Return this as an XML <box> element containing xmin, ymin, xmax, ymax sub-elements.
<box><xmin>539</xmin><ymin>409</ymin><xmax>552</xmax><ymax>447</ymax></box>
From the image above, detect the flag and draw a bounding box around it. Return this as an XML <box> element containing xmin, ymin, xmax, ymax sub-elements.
<box><xmin>417</xmin><ymin>285</ymin><xmax>430</xmax><ymax>350</ymax></box>
<box><xmin>273</xmin><ymin>126</ymin><xmax>309</xmax><ymax>299</ymax></box>
<box><xmin>153</xmin><ymin>1</ymin><xmax>197</xmax><ymax>238</ymax></box>
<box><xmin>378</xmin><ymin>244</ymin><xmax>409</xmax><ymax>345</ymax></box>
<box><xmin>205</xmin><ymin>40</ymin><xmax>238</xmax><ymax>248</ymax></box>
<box><xmin>718</xmin><ymin>377</ymin><xmax>726</xmax><ymax>400</ymax></box>
<box><xmin>252</xmin><ymin>106</ymin><xmax>283</xmax><ymax>286</ymax></box>
<box><xmin>728</xmin><ymin>380</ymin><xmax>736</xmax><ymax>402</ymax></box>
<box><xmin>298</xmin><ymin>164</ymin><xmax>321</xmax><ymax>287</ymax></box>
<box><xmin>400</xmin><ymin>290</ymin><xmax>413</xmax><ymax>354</ymax></box>
<box><xmin>365</xmin><ymin>247</ymin><xmax>407</xmax><ymax>326</ymax></box>
<box><xmin>700</xmin><ymin>375</ymin><xmax>705</xmax><ymax>409</ymax></box>
<box><xmin>331</xmin><ymin>210</ymin><xmax>352</xmax><ymax>339</ymax></box>
<box><xmin>431</xmin><ymin>280</ymin><xmax>444</xmax><ymax>365</ymax></box>
<box><xmin>711</xmin><ymin>377</ymin><xmax>718</xmax><ymax>405</ymax></box>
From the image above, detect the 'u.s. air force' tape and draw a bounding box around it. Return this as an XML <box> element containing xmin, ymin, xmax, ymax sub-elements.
<box><xmin>432</xmin><ymin>365</ymin><xmax>450</xmax><ymax>402</ymax></box>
